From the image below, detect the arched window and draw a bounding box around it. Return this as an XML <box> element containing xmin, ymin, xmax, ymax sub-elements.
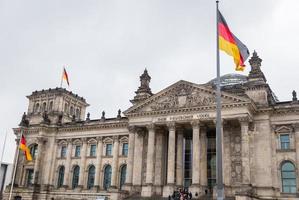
<box><xmin>49</xmin><ymin>101</ymin><xmax>53</xmax><ymax>111</ymax></box>
<box><xmin>119</xmin><ymin>165</ymin><xmax>127</xmax><ymax>189</ymax></box>
<box><xmin>87</xmin><ymin>165</ymin><xmax>95</xmax><ymax>189</ymax></box>
<box><xmin>64</xmin><ymin>103</ymin><xmax>68</xmax><ymax>113</ymax></box>
<box><xmin>281</xmin><ymin>161</ymin><xmax>297</xmax><ymax>193</ymax></box>
<box><xmin>70</xmin><ymin>106</ymin><xmax>74</xmax><ymax>116</ymax></box>
<box><xmin>29</xmin><ymin>144</ymin><xmax>38</xmax><ymax>160</ymax></box>
<box><xmin>57</xmin><ymin>166</ymin><xmax>65</xmax><ymax>188</ymax></box>
<box><xmin>34</xmin><ymin>103</ymin><xmax>40</xmax><ymax>113</ymax></box>
<box><xmin>42</xmin><ymin>102</ymin><xmax>47</xmax><ymax>112</ymax></box>
<box><xmin>72</xmin><ymin>165</ymin><xmax>80</xmax><ymax>189</ymax></box>
<box><xmin>103</xmin><ymin>165</ymin><xmax>112</xmax><ymax>190</ymax></box>
<box><xmin>75</xmin><ymin>108</ymin><xmax>80</xmax><ymax>119</ymax></box>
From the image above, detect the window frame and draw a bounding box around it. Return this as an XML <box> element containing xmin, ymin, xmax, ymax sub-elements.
<box><xmin>74</xmin><ymin>145</ymin><xmax>81</xmax><ymax>158</ymax></box>
<box><xmin>90</xmin><ymin>144</ymin><xmax>97</xmax><ymax>157</ymax></box>
<box><xmin>281</xmin><ymin>161</ymin><xmax>297</xmax><ymax>193</ymax></box>
<box><xmin>105</xmin><ymin>143</ymin><xmax>113</xmax><ymax>156</ymax></box>
<box><xmin>122</xmin><ymin>143</ymin><xmax>128</xmax><ymax>156</ymax></box>
<box><xmin>280</xmin><ymin>134</ymin><xmax>290</xmax><ymax>150</ymax></box>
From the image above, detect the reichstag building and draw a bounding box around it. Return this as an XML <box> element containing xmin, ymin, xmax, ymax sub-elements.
<box><xmin>4</xmin><ymin>52</ymin><xmax>299</xmax><ymax>200</ymax></box>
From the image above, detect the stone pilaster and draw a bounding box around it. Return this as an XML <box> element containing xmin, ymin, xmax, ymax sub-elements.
<box><xmin>240</xmin><ymin>118</ymin><xmax>250</xmax><ymax>185</ymax></box>
<box><xmin>110</xmin><ymin>136</ymin><xmax>119</xmax><ymax>188</ymax></box>
<box><xmin>33</xmin><ymin>137</ymin><xmax>46</xmax><ymax>185</ymax></box>
<box><xmin>78</xmin><ymin>138</ymin><xmax>87</xmax><ymax>189</ymax></box>
<box><xmin>94</xmin><ymin>136</ymin><xmax>103</xmax><ymax>190</ymax></box>
<box><xmin>47</xmin><ymin>138</ymin><xmax>58</xmax><ymax>188</ymax></box>
<box><xmin>63</xmin><ymin>139</ymin><xmax>72</xmax><ymax>188</ymax></box>
<box><xmin>123</xmin><ymin>126</ymin><xmax>135</xmax><ymax>191</ymax></box>
<box><xmin>190</xmin><ymin>121</ymin><xmax>201</xmax><ymax>195</ymax></box>
<box><xmin>163</xmin><ymin>122</ymin><xmax>176</xmax><ymax>197</ymax></box>
<box><xmin>176</xmin><ymin>128</ymin><xmax>184</xmax><ymax>187</ymax></box>
<box><xmin>142</xmin><ymin>124</ymin><xmax>156</xmax><ymax>196</ymax></box>
<box><xmin>293</xmin><ymin>123</ymin><xmax>299</xmax><ymax>191</ymax></box>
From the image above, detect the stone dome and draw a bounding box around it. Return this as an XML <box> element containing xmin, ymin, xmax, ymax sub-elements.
<box><xmin>208</xmin><ymin>73</ymin><xmax>248</xmax><ymax>86</ymax></box>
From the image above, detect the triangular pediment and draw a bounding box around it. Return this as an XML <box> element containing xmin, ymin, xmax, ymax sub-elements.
<box><xmin>124</xmin><ymin>80</ymin><xmax>251</xmax><ymax>115</ymax></box>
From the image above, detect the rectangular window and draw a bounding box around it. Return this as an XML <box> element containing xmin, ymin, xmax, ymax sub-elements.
<box><xmin>75</xmin><ymin>146</ymin><xmax>81</xmax><ymax>157</ymax></box>
<box><xmin>122</xmin><ymin>143</ymin><xmax>128</xmax><ymax>156</ymax></box>
<box><xmin>106</xmin><ymin>144</ymin><xmax>112</xmax><ymax>156</ymax></box>
<box><xmin>61</xmin><ymin>146</ymin><xmax>67</xmax><ymax>158</ymax></box>
<box><xmin>90</xmin><ymin>144</ymin><xmax>97</xmax><ymax>157</ymax></box>
<box><xmin>280</xmin><ymin>134</ymin><xmax>290</xmax><ymax>149</ymax></box>
<box><xmin>27</xmin><ymin>169</ymin><xmax>34</xmax><ymax>186</ymax></box>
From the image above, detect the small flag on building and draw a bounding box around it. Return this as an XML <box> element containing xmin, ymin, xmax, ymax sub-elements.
<box><xmin>19</xmin><ymin>135</ymin><xmax>32</xmax><ymax>161</ymax></box>
<box><xmin>62</xmin><ymin>67</ymin><xmax>70</xmax><ymax>86</ymax></box>
<box><xmin>218</xmin><ymin>10</ymin><xmax>250</xmax><ymax>71</ymax></box>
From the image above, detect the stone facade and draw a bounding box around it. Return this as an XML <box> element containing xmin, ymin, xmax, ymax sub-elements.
<box><xmin>4</xmin><ymin>52</ymin><xmax>299</xmax><ymax>200</ymax></box>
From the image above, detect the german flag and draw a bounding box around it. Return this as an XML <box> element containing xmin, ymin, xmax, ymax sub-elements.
<box><xmin>218</xmin><ymin>10</ymin><xmax>249</xmax><ymax>71</ymax></box>
<box><xmin>20</xmin><ymin>135</ymin><xmax>32</xmax><ymax>161</ymax></box>
<box><xmin>62</xmin><ymin>68</ymin><xmax>70</xmax><ymax>86</ymax></box>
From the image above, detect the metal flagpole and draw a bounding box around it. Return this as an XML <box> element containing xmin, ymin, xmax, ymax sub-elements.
<box><xmin>8</xmin><ymin>129</ymin><xmax>23</xmax><ymax>200</ymax></box>
<box><xmin>216</xmin><ymin>1</ymin><xmax>224</xmax><ymax>200</ymax></box>
<box><xmin>0</xmin><ymin>131</ymin><xmax>8</xmax><ymax>187</ymax></box>
<box><xmin>60</xmin><ymin>67</ymin><xmax>64</xmax><ymax>88</ymax></box>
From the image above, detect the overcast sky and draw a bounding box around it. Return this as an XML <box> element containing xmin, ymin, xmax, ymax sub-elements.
<box><xmin>0</xmin><ymin>0</ymin><xmax>298</xmax><ymax>163</ymax></box>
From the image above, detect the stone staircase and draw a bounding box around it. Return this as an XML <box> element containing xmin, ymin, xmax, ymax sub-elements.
<box><xmin>124</xmin><ymin>194</ymin><xmax>236</xmax><ymax>200</ymax></box>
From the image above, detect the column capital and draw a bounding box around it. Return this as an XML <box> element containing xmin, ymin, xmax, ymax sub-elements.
<box><xmin>292</xmin><ymin>123</ymin><xmax>299</xmax><ymax>132</ymax></box>
<box><xmin>66</xmin><ymin>139</ymin><xmax>72</xmax><ymax>144</ymax></box>
<box><xmin>81</xmin><ymin>138</ymin><xmax>87</xmax><ymax>143</ymax></box>
<box><xmin>167</xmin><ymin>122</ymin><xmax>176</xmax><ymax>131</ymax></box>
<box><xmin>213</xmin><ymin>118</ymin><xmax>224</xmax><ymax>125</ymax></box>
<box><xmin>113</xmin><ymin>135</ymin><xmax>119</xmax><ymax>142</ymax></box>
<box><xmin>96</xmin><ymin>136</ymin><xmax>103</xmax><ymax>142</ymax></box>
<box><xmin>128</xmin><ymin>125</ymin><xmax>137</xmax><ymax>133</ymax></box>
<box><xmin>146</xmin><ymin>124</ymin><xmax>155</xmax><ymax>131</ymax></box>
<box><xmin>238</xmin><ymin>117</ymin><xmax>250</xmax><ymax>125</ymax></box>
<box><xmin>191</xmin><ymin>120</ymin><xmax>201</xmax><ymax>128</ymax></box>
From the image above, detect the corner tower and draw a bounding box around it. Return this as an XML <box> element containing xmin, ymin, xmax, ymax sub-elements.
<box><xmin>26</xmin><ymin>88</ymin><xmax>89</xmax><ymax>125</ymax></box>
<box><xmin>130</xmin><ymin>69</ymin><xmax>153</xmax><ymax>105</ymax></box>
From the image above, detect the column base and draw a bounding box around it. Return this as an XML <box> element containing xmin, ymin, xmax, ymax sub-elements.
<box><xmin>92</xmin><ymin>185</ymin><xmax>100</xmax><ymax>192</ymax></box>
<box><xmin>162</xmin><ymin>184</ymin><xmax>175</xmax><ymax>198</ymax></box>
<box><xmin>75</xmin><ymin>185</ymin><xmax>83</xmax><ymax>192</ymax></box>
<box><xmin>141</xmin><ymin>184</ymin><xmax>154</xmax><ymax>197</ymax></box>
<box><xmin>189</xmin><ymin>184</ymin><xmax>201</xmax><ymax>197</ymax></box>
<box><xmin>108</xmin><ymin>186</ymin><xmax>118</xmax><ymax>192</ymax></box>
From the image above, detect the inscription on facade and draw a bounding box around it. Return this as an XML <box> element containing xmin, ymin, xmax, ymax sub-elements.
<box><xmin>155</xmin><ymin>113</ymin><xmax>212</xmax><ymax>122</ymax></box>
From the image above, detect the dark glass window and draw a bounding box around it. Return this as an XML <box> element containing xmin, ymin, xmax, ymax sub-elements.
<box><xmin>72</xmin><ymin>166</ymin><xmax>80</xmax><ymax>189</ymax></box>
<box><xmin>57</xmin><ymin>166</ymin><xmax>64</xmax><ymax>187</ymax></box>
<box><xmin>26</xmin><ymin>169</ymin><xmax>34</xmax><ymax>186</ymax></box>
<box><xmin>119</xmin><ymin>165</ymin><xmax>127</xmax><ymax>189</ymax></box>
<box><xmin>30</xmin><ymin>144</ymin><xmax>38</xmax><ymax>160</ymax></box>
<box><xmin>281</xmin><ymin>162</ymin><xmax>296</xmax><ymax>193</ymax></box>
<box><xmin>280</xmin><ymin>135</ymin><xmax>290</xmax><ymax>150</ymax></box>
<box><xmin>87</xmin><ymin>165</ymin><xmax>95</xmax><ymax>189</ymax></box>
<box><xmin>122</xmin><ymin>143</ymin><xmax>128</xmax><ymax>156</ymax></box>
<box><xmin>60</xmin><ymin>146</ymin><xmax>67</xmax><ymax>158</ymax></box>
<box><xmin>106</xmin><ymin>144</ymin><xmax>112</xmax><ymax>156</ymax></box>
<box><xmin>90</xmin><ymin>144</ymin><xmax>96</xmax><ymax>157</ymax></box>
<box><xmin>75</xmin><ymin>146</ymin><xmax>81</xmax><ymax>157</ymax></box>
<box><xmin>103</xmin><ymin>165</ymin><xmax>112</xmax><ymax>190</ymax></box>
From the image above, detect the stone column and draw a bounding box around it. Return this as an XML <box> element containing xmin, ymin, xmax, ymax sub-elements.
<box><xmin>240</xmin><ymin>118</ymin><xmax>250</xmax><ymax>185</ymax></box>
<box><xmin>63</xmin><ymin>139</ymin><xmax>72</xmax><ymax>188</ymax></box>
<box><xmin>142</xmin><ymin>124</ymin><xmax>156</xmax><ymax>196</ymax></box>
<box><xmin>94</xmin><ymin>136</ymin><xmax>103</xmax><ymax>190</ymax></box>
<box><xmin>33</xmin><ymin>137</ymin><xmax>45</xmax><ymax>185</ymax></box>
<box><xmin>132</xmin><ymin>129</ymin><xmax>144</xmax><ymax>189</ymax></box>
<box><xmin>163</xmin><ymin>122</ymin><xmax>176</xmax><ymax>197</ymax></box>
<box><xmin>110</xmin><ymin>136</ymin><xmax>119</xmax><ymax>189</ymax></box>
<box><xmin>200</xmin><ymin>127</ymin><xmax>207</xmax><ymax>189</ymax></box>
<box><xmin>223</xmin><ymin>126</ymin><xmax>231</xmax><ymax>187</ymax></box>
<box><xmin>47</xmin><ymin>138</ymin><xmax>58</xmax><ymax>188</ymax></box>
<box><xmin>176</xmin><ymin>128</ymin><xmax>184</xmax><ymax>187</ymax></box>
<box><xmin>190</xmin><ymin>121</ymin><xmax>200</xmax><ymax>195</ymax></box>
<box><xmin>78</xmin><ymin>138</ymin><xmax>87</xmax><ymax>189</ymax></box>
<box><xmin>124</xmin><ymin>127</ymin><xmax>135</xmax><ymax>191</ymax></box>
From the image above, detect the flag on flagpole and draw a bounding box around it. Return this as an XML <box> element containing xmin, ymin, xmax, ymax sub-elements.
<box><xmin>19</xmin><ymin>135</ymin><xmax>32</xmax><ymax>161</ymax></box>
<box><xmin>62</xmin><ymin>68</ymin><xmax>70</xmax><ymax>86</ymax></box>
<box><xmin>218</xmin><ymin>10</ymin><xmax>250</xmax><ymax>71</ymax></box>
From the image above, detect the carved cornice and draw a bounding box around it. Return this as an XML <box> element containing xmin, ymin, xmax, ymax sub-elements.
<box><xmin>146</xmin><ymin>124</ymin><xmax>155</xmax><ymax>131</ymax></box>
<box><xmin>58</xmin><ymin>122</ymin><xmax>128</xmax><ymax>133</ymax></box>
<box><xmin>191</xmin><ymin>120</ymin><xmax>201</xmax><ymax>128</ymax></box>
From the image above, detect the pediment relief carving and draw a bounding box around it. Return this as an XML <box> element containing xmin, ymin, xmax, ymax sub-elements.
<box><xmin>126</xmin><ymin>81</ymin><xmax>249</xmax><ymax>114</ymax></box>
